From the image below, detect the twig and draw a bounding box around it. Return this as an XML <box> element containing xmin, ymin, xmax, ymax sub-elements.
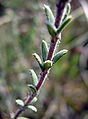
<box><xmin>14</xmin><ymin>0</ymin><xmax>70</xmax><ymax>118</ymax></box>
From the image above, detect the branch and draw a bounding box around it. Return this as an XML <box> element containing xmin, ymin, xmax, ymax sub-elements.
<box><xmin>55</xmin><ymin>0</ymin><xmax>71</xmax><ymax>28</ymax></box>
<box><xmin>13</xmin><ymin>0</ymin><xmax>71</xmax><ymax>118</ymax></box>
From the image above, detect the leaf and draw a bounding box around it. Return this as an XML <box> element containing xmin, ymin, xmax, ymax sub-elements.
<box><xmin>57</xmin><ymin>16</ymin><xmax>72</xmax><ymax>35</ymax></box>
<box><xmin>10</xmin><ymin>112</ymin><xmax>14</xmax><ymax>119</ymax></box>
<box><xmin>27</xmin><ymin>105</ymin><xmax>37</xmax><ymax>112</ymax></box>
<box><xmin>30</xmin><ymin>97</ymin><xmax>37</xmax><ymax>104</ymax></box>
<box><xmin>41</xmin><ymin>40</ymin><xmax>49</xmax><ymax>62</ymax></box>
<box><xmin>28</xmin><ymin>84</ymin><xmax>37</xmax><ymax>94</ymax></box>
<box><xmin>44</xmin><ymin>4</ymin><xmax>55</xmax><ymax>24</ymax></box>
<box><xmin>52</xmin><ymin>49</ymin><xmax>68</xmax><ymax>64</ymax></box>
<box><xmin>45</xmin><ymin>20</ymin><xmax>57</xmax><ymax>37</ymax></box>
<box><xmin>67</xmin><ymin>3</ymin><xmax>71</xmax><ymax>15</ymax></box>
<box><xmin>32</xmin><ymin>53</ymin><xmax>42</xmax><ymax>68</ymax></box>
<box><xmin>29</xmin><ymin>69</ymin><xmax>38</xmax><ymax>86</ymax></box>
<box><xmin>18</xmin><ymin>117</ymin><xmax>29</xmax><ymax>119</ymax></box>
<box><xmin>66</xmin><ymin>3</ymin><xmax>71</xmax><ymax>14</ymax></box>
<box><xmin>63</xmin><ymin>3</ymin><xmax>71</xmax><ymax>21</ymax></box>
<box><xmin>43</xmin><ymin>60</ymin><xmax>52</xmax><ymax>70</ymax></box>
<box><xmin>16</xmin><ymin>99</ymin><xmax>24</xmax><ymax>107</ymax></box>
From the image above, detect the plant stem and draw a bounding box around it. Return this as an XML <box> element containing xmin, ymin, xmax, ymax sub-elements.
<box><xmin>47</xmin><ymin>37</ymin><xmax>57</xmax><ymax>60</ymax></box>
<box><xmin>55</xmin><ymin>0</ymin><xmax>70</xmax><ymax>28</ymax></box>
<box><xmin>14</xmin><ymin>37</ymin><xmax>58</xmax><ymax>119</ymax></box>
<box><xmin>14</xmin><ymin>0</ymin><xmax>70</xmax><ymax>118</ymax></box>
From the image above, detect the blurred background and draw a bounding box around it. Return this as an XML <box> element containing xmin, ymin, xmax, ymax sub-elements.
<box><xmin>0</xmin><ymin>0</ymin><xmax>88</xmax><ymax>119</ymax></box>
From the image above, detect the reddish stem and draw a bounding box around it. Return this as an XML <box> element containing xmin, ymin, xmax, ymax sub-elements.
<box><xmin>55</xmin><ymin>0</ymin><xmax>70</xmax><ymax>28</ymax></box>
<box><xmin>14</xmin><ymin>0</ymin><xmax>70</xmax><ymax>118</ymax></box>
<box><xmin>14</xmin><ymin>109</ymin><xmax>24</xmax><ymax>119</ymax></box>
<box><xmin>47</xmin><ymin>38</ymin><xmax>57</xmax><ymax>60</ymax></box>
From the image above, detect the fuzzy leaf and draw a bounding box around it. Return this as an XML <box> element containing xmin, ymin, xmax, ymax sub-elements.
<box><xmin>18</xmin><ymin>117</ymin><xmax>29</xmax><ymax>119</ymax></box>
<box><xmin>27</xmin><ymin>105</ymin><xmax>37</xmax><ymax>112</ymax></box>
<box><xmin>45</xmin><ymin>20</ymin><xmax>57</xmax><ymax>37</ymax></box>
<box><xmin>16</xmin><ymin>99</ymin><xmax>24</xmax><ymax>107</ymax></box>
<box><xmin>43</xmin><ymin>60</ymin><xmax>52</xmax><ymax>70</ymax></box>
<box><xmin>53</xmin><ymin>49</ymin><xmax>68</xmax><ymax>64</ymax></box>
<box><xmin>30</xmin><ymin>97</ymin><xmax>37</xmax><ymax>104</ymax></box>
<box><xmin>44</xmin><ymin>4</ymin><xmax>55</xmax><ymax>24</ymax></box>
<box><xmin>29</xmin><ymin>69</ymin><xmax>38</xmax><ymax>86</ymax></box>
<box><xmin>32</xmin><ymin>53</ymin><xmax>42</xmax><ymax>68</ymax></box>
<box><xmin>42</xmin><ymin>40</ymin><xmax>49</xmax><ymax>62</ymax></box>
<box><xmin>63</xmin><ymin>3</ymin><xmax>71</xmax><ymax>21</ymax></box>
<box><xmin>10</xmin><ymin>112</ymin><xmax>14</xmax><ymax>119</ymax></box>
<box><xmin>28</xmin><ymin>84</ymin><xmax>37</xmax><ymax>94</ymax></box>
<box><xmin>57</xmin><ymin>16</ymin><xmax>72</xmax><ymax>35</ymax></box>
<box><xmin>67</xmin><ymin>3</ymin><xmax>71</xmax><ymax>15</ymax></box>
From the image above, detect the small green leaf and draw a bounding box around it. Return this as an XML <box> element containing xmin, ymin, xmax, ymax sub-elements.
<box><xmin>30</xmin><ymin>97</ymin><xmax>37</xmax><ymax>104</ymax></box>
<box><xmin>27</xmin><ymin>105</ymin><xmax>37</xmax><ymax>112</ymax></box>
<box><xmin>44</xmin><ymin>4</ymin><xmax>55</xmax><ymax>24</ymax></box>
<box><xmin>43</xmin><ymin>60</ymin><xmax>52</xmax><ymax>70</ymax></box>
<box><xmin>29</xmin><ymin>69</ymin><xmax>38</xmax><ymax>86</ymax></box>
<box><xmin>16</xmin><ymin>99</ymin><xmax>24</xmax><ymax>107</ymax></box>
<box><xmin>32</xmin><ymin>53</ymin><xmax>42</xmax><ymax>69</ymax></box>
<box><xmin>18</xmin><ymin>117</ymin><xmax>29</xmax><ymax>119</ymax></box>
<box><xmin>28</xmin><ymin>84</ymin><xmax>37</xmax><ymax>94</ymax></box>
<box><xmin>67</xmin><ymin>3</ymin><xmax>71</xmax><ymax>15</ymax></box>
<box><xmin>52</xmin><ymin>49</ymin><xmax>68</xmax><ymax>64</ymax></box>
<box><xmin>57</xmin><ymin>16</ymin><xmax>72</xmax><ymax>35</ymax></box>
<box><xmin>63</xmin><ymin>3</ymin><xmax>71</xmax><ymax>21</ymax></box>
<box><xmin>42</xmin><ymin>40</ymin><xmax>49</xmax><ymax>62</ymax></box>
<box><xmin>45</xmin><ymin>20</ymin><xmax>57</xmax><ymax>37</ymax></box>
<box><xmin>10</xmin><ymin>112</ymin><xmax>14</xmax><ymax>119</ymax></box>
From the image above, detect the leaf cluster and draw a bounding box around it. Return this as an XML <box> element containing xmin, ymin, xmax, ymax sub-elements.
<box><xmin>14</xmin><ymin>2</ymin><xmax>72</xmax><ymax>118</ymax></box>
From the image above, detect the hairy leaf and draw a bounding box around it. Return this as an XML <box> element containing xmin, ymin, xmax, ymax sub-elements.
<box><xmin>29</xmin><ymin>69</ymin><xmax>38</xmax><ymax>86</ymax></box>
<box><xmin>10</xmin><ymin>112</ymin><xmax>14</xmax><ymax>119</ymax></box>
<box><xmin>45</xmin><ymin>20</ymin><xmax>57</xmax><ymax>37</ymax></box>
<box><xmin>18</xmin><ymin>117</ymin><xmax>29</xmax><ymax>119</ymax></box>
<box><xmin>32</xmin><ymin>53</ymin><xmax>42</xmax><ymax>68</ymax></box>
<box><xmin>30</xmin><ymin>97</ymin><xmax>37</xmax><ymax>104</ymax></box>
<box><xmin>44</xmin><ymin>4</ymin><xmax>55</xmax><ymax>24</ymax></box>
<box><xmin>53</xmin><ymin>49</ymin><xmax>68</xmax><ymax>64</ymax></box>
<box><xmin>27</xmin><ymin>105</ymin><xmax>37</xmax><ymax>112</ymax></box>
<box><xmin>16</xmin><ymin>99</ymin><xmax>24</xmax><ymax>107</ymax></box>
<box><xmin>67</xmin><ymin>3</ymin><xmax>71</xmax><ymax>15</ymax></box>
<box><xmin>57</xmin><ymin>16</ymin><xmax>72</xmax><ymax>35</ymax></box>
<box><xmin>43</xmin><ymin>60</ymin><xmax>52</xmax><ymax>70</ymax></box>
<box><xmin>28</xmin><ymin>84</ymin><xmax>37</xmax><ymax>94</ymax></box>
<box><xmin>42</xmin><ymin>40</ymin><xmax>49</xmax><ymax>62</ymax></box>
<box><xmin>63</xmin><ymin>3</ymin><xmax>71</xmax><ymax>21</ymax></box>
